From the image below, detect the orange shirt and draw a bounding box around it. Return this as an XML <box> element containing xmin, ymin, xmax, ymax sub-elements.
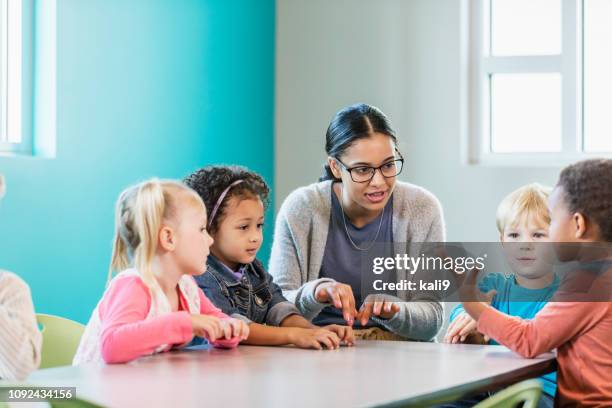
<box><xmin>478</xmin><ymin>301</ymin><xmax>612</xmax><ymax>407</ymax></box>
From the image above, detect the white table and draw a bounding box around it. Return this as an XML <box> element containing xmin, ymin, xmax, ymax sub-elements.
<box><xmin>27</xmin><ymin>341</ymin><xmax>556</xmax><ymax>407</ymax></box>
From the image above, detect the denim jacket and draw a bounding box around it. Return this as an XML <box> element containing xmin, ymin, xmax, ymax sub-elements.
<box><xmin>196</xmin><ymin>256</ymin><xmax>300</xmax><ymax>326</ymax></box>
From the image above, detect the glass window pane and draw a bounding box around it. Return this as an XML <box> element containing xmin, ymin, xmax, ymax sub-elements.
<box><xmin>491</xmin><ymin>0</ymin><xmax>561</xmax><ymax>56</ymax></box>
<box><xmin>584</xmin><ymin>0</ymin><xmax>612</xmax><ymax>152</ymax></box>
<box><xmin>491</xmin><ymin>73</ymin><xmax>562</xmax><ymax>153</ymax></box>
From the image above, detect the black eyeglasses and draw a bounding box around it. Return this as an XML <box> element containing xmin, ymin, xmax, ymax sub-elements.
<box><xmin>335</xmin><ymin>155</ymin><xmax>404</xmax><ymax>183</ymax></box>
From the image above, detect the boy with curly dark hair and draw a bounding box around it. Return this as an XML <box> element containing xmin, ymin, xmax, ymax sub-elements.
<box><xmin>555</xmin><ymin>159</ymin><xmax>612</xmax><ymax>241</ymax></box>
<box><xmin>185</xmin><ymin>166</ymin><xmax>354</xmax><ymax>349</ymax></box>
<box><xmin>460</xmin><ymin>159</ymin><xmax>612</xmax><ymax>407</ymax></box>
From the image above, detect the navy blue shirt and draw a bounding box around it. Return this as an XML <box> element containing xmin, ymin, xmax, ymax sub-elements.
<box><xmin>313</xmin><ymin>185</ymin><xmax>395</xmax><ymax>328</ymax></box>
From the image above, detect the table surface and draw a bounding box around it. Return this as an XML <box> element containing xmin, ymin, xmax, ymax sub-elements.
<box><xmin>27</xmin><ymin>341</ymin><xmax>556</xmax><ymax>408</ymax></box>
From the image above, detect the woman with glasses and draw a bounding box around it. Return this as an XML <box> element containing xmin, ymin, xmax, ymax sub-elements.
<box><xmin>269</xmin><ymin>104</ymin><xmax>446</xmax><ymax>341</ymax></box>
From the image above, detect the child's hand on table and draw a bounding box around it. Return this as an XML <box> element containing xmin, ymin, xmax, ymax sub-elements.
<box><xmin>288</xmin><ymin>327</ymin><xmax>342</xmax><ymax>350</ymax></box>
<box><xmin>190</xmin><ymin>315</ymin><xmax>249</xmax><ymax>342</ymax></box>
<box><xmin>190</xmin><ymin>315</ymin><xmax>223</xmax><ymax>341</ymax></box>
<box><xmin>220</xmin><ymin>318</ymin><xmax>250</xmax><ymax>341</ymax></box>
<box><xmin>322</xmin><ymin>324</ymin><xmax>355</xmax><ymax>346</ymax></box>
<box><xmin>444</xmin><ymin>312</ymin><xmax>490</xmax><ymax>344</ymax></box>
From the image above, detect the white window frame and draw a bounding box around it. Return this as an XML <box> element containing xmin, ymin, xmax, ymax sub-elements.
<box><xmin>0</xmin><ymin>0</ymin><xmax>32</xmax><ymax>155</ymax></box>
<box><xmin>466</xmin><ymin>0</ymin><xmax>611</xmax><ymax>166</ymax></box>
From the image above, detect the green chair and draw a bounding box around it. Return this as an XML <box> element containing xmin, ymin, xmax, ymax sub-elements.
<box><xmin>37</xmin><ymin>314</ymin><xmax>85</xmax><ymax>369</ymax></box>
<box><xmin>473</xmin><ymin>379</ymin><xmax>543</xmax><ymax>408</ymax></box>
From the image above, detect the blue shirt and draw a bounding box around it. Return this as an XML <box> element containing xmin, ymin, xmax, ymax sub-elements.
<box><xmin>450</xmin><ymin>273</ymin><xmax>560</xmax><ymax>397</ymax></box>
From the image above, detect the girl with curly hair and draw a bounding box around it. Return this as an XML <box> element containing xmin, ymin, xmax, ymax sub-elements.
<box><xmin>185</xmin><ymin>166</ymin><xmax>354</xmax><ymax>349</ymax></box>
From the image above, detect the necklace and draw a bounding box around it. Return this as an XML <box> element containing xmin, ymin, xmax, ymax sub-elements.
<box><xmin>337</xmin><ymin>184</ymin><xmax>385</xmax><ymax>251</ymax></box>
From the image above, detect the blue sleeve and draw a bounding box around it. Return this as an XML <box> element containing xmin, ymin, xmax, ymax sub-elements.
<box><xmin>449</xmin><ymin>303</ymin><xmax>465</xmax><ymax>322</ymax></box>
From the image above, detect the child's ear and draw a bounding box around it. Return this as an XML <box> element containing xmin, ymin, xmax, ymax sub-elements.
<box><xmin>159</xmin><ymin>226</ymin><xmax>176</xmax><ymax>251</ymax></box>
<box><xmin>327</xmin><ymin>157</ymin><xmax>342</xmax><ymax>180</ymax></box>
<box><xmin>573</xmin><ymin>212</ymin><xmax>587</xmax><ymax>239</ymax></box>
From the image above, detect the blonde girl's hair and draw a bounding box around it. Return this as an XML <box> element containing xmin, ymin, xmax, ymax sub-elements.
<box><xmin>496</xmin><ymin>183</ymin><xmax>552</xmax><ymax>234</ymax></box>
<box><xmin>108</xmin><ymin>178</ymin><xmax>204</xmax><ymax>291</ymax></box>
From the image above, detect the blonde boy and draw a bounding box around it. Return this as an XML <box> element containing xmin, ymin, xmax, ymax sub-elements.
<box><xmin>444</xmin><ymin>183</ymin><xmax>558</xmax><ymax>405</ymax></box>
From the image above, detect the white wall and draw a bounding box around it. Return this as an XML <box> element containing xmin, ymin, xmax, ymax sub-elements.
<box><xmin>275</xmin><ymin>0</ymin><xmax>562</xmax><ymax>242</ymax></box>
<box><xmin>276</xmin><ymin>0</ymin><xmax>569</xmax><ymax>339</ymax></box>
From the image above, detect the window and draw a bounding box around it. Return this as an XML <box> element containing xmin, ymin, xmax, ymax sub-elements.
<box><xmin>0</xmin><ymin>0</ymin><xmax>31</xmax><ymax>155</ymax></box>
<box><xmin>583</xmin><ymin>0</ymin><xmax>612</xmax><ymax>153</ymax></box>
<box><xmin>467</xmin><ymin>0</ymin><xmax>612</xmax><ymax>165</ymax></box>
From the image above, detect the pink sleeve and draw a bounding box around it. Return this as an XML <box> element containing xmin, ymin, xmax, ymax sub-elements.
<box><xmin>99</xmin><ymin>277</ymin><xmax>194</xmax><ymax>363</ymax></box>
<box><xmin>477</xmin><ymin>302</ymin><xmax>600</xmax><ymax>358</ymax></box>
<box><xmin>197</xmin><ymin>288</ymin><xmax>240</xmax><ymax>349</ymax></box>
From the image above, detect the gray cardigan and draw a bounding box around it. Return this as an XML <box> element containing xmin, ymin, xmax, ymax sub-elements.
<box><xmin>268</xmin><ymin>180</ymin><xmax>446</xmax><ymax>341</ymax></box>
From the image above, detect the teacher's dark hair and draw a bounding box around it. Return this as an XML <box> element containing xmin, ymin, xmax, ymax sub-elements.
<box><xmin>320</xmin><ymin>103</ymin><xmax>398</xmax><ymax>181</ymax></box>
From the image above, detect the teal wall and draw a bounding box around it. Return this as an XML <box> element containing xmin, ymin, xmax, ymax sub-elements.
<box><xmin>0</xmin><ymin>0</ymin><xmax>275</xmax><ymax>323</ymax></box>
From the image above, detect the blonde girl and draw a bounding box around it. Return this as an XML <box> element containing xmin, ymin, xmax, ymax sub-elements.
<box><xmin>74</xmin><ymin>179</ymin><xmax>249</xmax><ymax>364</ymax></box>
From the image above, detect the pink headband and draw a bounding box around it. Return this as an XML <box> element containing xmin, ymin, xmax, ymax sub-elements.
<box><xmin>208</xmin><ymin>180</ymin><xmax>244</xmax><ymax>227</ymax></box>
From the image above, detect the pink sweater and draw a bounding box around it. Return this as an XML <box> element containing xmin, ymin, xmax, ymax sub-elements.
<box><xmin>478</xmin><ymin>302</ymin><xmax>612</xmax><ymax>407</ymax></box>
<box><xmin>99</xmin><ymin>275</ymin><xmax>239</xmax><ymax>363</ymax></box>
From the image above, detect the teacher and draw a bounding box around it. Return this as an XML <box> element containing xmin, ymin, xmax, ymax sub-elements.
<box><xmin>269</xmin><ymin>104</ymin><xmax>445</xmax><ymax>340</ymax></box>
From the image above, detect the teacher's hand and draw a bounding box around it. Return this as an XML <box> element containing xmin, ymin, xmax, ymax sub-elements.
<box><xmin>358</xmin><ymin>294</ymin><xmax>400</xmax><ymax>326</ymax></box>
<box><xmin>314</xmin><ymin>281</ymin><xmax>358</xmax><ymax>326</ymax></box>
